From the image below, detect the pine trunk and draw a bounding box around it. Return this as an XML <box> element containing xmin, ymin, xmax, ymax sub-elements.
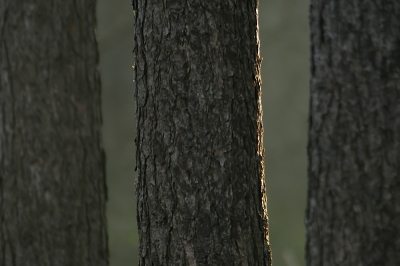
<box><xmin>0</xmin><ymin>1</ymin><xmax>108</xmax><ymax>265</ymax></box>
<box><xmin>307</xmin><ymin>1</ymin><xmax>400</xmax><ymax>265</ymax></box>
<box><xmin>133</xmin><ymin>0</ymin><xmax>272</xmax><ymax>265</ymax></box>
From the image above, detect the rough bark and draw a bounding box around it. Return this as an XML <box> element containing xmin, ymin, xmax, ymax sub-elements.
<box><xmin>0</xmin><ymin>1</ymin><xmax>108</xmax><ymax>265</ymax></box>
<box><xmin>307</xmin><ymin>1</ymin><xmax>400</xmax><ymax>265</ymax></box>
<box><xmin>133</xmin><ymin>0</ymin><xmax>271</xmax><ymax>265</ymax></box>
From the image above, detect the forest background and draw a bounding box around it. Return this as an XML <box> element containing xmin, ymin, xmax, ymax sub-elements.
<box><xmin>98</xmin><ymin>0</ymin><xmax>309</xmax><ymax>265</ymax></box>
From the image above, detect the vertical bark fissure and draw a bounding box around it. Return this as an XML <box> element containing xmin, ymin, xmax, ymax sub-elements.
<box><xmin>134</xmin><ymin>0</ymin><xmax>271</xmax><ymax>265</ymax></box>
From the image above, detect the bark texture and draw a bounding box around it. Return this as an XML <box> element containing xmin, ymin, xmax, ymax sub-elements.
<box><xmin>307</xmin><ymin>1</ymin><xmax>400</xmax><ymax>265</ymax></box>
<box><xmin>0</xmin><ymin>1</ymin><xmax>108</xmax><ymax>265</ymax></box>
<box><xmin>133</xmin><ymin>0</ymin><xmax>271</xmax><ymax>265</ymax></box>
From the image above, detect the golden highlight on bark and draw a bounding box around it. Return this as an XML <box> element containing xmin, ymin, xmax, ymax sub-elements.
<box><xmin>134</xmin><ymin>0</ymin><xmax>272</xmax><ymax>265</ymax></box>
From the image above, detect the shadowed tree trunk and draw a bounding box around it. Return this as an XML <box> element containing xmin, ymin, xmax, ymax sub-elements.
<box><xmin>133</xmin><ymin>0</ymin><xmax>271</xmax><ymax>265</ymax></box>
<box><xmin>0</xmin><ymin>1</ymin><xmax>108</xmax><ymax>265</ymax></box>
<box><xmin>307</xmin><ymin>1</ymin><xmax>400</xmax><ymax>265</ymax></box>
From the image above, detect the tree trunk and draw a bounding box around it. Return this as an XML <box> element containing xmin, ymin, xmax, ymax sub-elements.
<box><xmin>0</xmin><ymin>1</ymin><xmax>108</xmax><ymax>265</ymax></box>
<box><xmin>307</xmin><ymin>1</ymin><xmax>400</xmax><ymax>265</ymax></box>
<box><xmin>133</xmin><ymin>0</ymin><xmax>272</xmax><ymax>265</ymax></box>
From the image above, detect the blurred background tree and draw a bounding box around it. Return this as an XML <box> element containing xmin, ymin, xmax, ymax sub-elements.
<box><xmin>97</xmin><ymin>0</ymin><xmax>309</xmax><ymax>265</ymax></box>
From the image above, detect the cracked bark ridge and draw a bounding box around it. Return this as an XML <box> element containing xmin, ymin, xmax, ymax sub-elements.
<box><xmin>134</xmin><ymin>0</ymin><xmax>271</xmax><ymax>265</ymax></box>
<box><xmin>0</xmin><ymin>1</ymin><xmax>108</xmax><ymax>265</ymax></box>
<box><xmin>307</xmin><ymin>1</ymin><xmax>400</xmax><ymax>265</ymax></box>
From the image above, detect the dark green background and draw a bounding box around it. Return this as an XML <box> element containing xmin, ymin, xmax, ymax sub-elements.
<box><xmin>97</xmin><ymin>1</ymin><xmax>309</xmax><ymax>265</ymax></box>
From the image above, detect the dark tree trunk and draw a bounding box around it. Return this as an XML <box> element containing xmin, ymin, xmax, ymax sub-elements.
<box><xmin>307</xmin><ymin>1</ymin><xmax>400</xmax><ymax>265</ymax></box>
<box><xmin>0</xmin><ymin>1</ymin><xmax>108</xmax><ymax>265</ymax></box>
<box><xmin>133</xmin><ymin>0</ymin><xmax>271</xmax><ymax>265</ymax></box>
